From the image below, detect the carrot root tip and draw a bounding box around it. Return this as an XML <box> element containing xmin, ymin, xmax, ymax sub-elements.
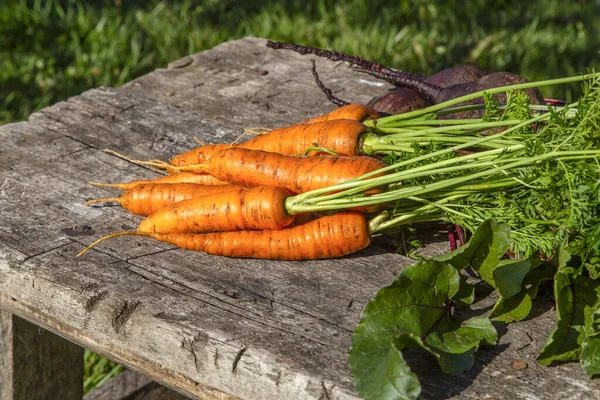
<box><xmin>76</xmin><ymin>231</ymin><xmax>147</xmax><ymax>257</ymax></box>
<box><xmin>83</xmin><ymin>198</ymin><xmax>120</xmax><ymax>206</ymax></box>
<box><xmin>88</xmin><ymin>181</ymin><xmax>116</xmax><ymax>188</ymax></box>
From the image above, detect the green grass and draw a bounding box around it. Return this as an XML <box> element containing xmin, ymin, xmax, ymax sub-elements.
<box><xmin>83</xmin><ymin>349</ymin><xmax>124</xmax><ymax>395</ymax></box>
<box><xmin>3</xmin><ymin>0</ymin><xmax>600</xmax><ymax>393</ymax></box>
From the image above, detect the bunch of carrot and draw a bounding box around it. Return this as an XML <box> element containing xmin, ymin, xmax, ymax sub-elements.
<box><xmin>80</xmin><ymin>72</ymin><xmax>600</xmax><ymax>262</ymax></box>
<box><xmin>80</xmin><ymin>104</ymin><xmax>387</xmax><ymax>260</ymax></box>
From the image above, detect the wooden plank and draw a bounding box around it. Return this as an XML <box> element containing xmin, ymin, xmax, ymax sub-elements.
<box><xmin>0</xmin><ymin>310</ymin><xmax>83</xmax><ymax>400</ymax></box>
<box><xmin>0</xmin><ymin>36</ymin><xmax>598</xmax><ymax>399</ymax></box>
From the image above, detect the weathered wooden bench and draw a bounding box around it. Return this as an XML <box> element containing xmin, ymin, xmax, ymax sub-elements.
<box><xmin>1</xmin><ymin>37</ymin><xmax>599</xmax><ymax>400</ymax></box>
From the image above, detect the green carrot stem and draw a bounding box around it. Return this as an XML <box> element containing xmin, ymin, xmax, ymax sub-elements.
<box><xmin>383</xmin><ymin>136</ymin><xmax>519</xmax><ymax>147</ymax></box>
<box><xmin>406</xmin><ymin>195</ymin><xmax>475</xmax><ymax>220</ymax></box>
<box><xmin>301</xmin><ymin>156</ymin><xmax>523</xmax><ymax>205</ymax></box>
<box><xmin>370</xmin><ymin>197</ymin><xmax>460</xmax><ymax>233</ymax></box>
<box><xmin>358</xmin><ymin>103</ymin><xmax>571</xmax><ymax>188</ymax></box>
<box><xmin>301</xmin><ymin>146</ymin><xmax>524</xmax><ymax>204</ymax></box>
<box><xmin>362</xmin><ymin>108</ymin><xmax>551</xmax><ymax>159</ymax></box>
<box><xmin>433</xmin><ymin>103</ymin><xmax>571</xmax><ymax>118</ymax></box>
<box><xmin>289</xmin><ymin>95</ymin><xmax>589</xmax><ymax>214</ymax></box>
<box><xmin>376</xmin><ymin>120</ymin><xmax>523</xmax><ymax>136</ymax></box>
<box><xmin>286</xmin><ymin>150</ymin><xmax>600</xmax><ymax>213</ymax></box>
<box><xmin>367</xmin><ymin>210</ymin><xmax>390</xmax><ymax>233</ymax></box>
<box><xmin>375</xmin><ymin>118</ymin><xmax>491</xmax><ymax>127</ymax></box>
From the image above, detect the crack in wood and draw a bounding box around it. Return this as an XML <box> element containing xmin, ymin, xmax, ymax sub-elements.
<box><xmin>80</xmin><ymin>282</ymin><xmax>99</xmax><ymax>293</ymax></box>
<box><xmin>266</xmin><ymin>367</ymin><xmax>282</xmax><ymax>387</ymax></box>
<box><xmin>63</xmin><ymin>134</ymin><xmax>98</xmax><ymax>150</ymax></box>
<box><xmin>21</xmin><ymin>241</ymin><xmax>74</xmax><ymax>264</ymax></box>
<box><xmin>85</xmin><ymin>290</ymin><xmax>109</xmax><ymax>313</ymax></box>
<box><xmin>68</xmin><ymin>238</ymin><xmax>122</xmax><ymax>262</ymax></box>
<box><xmin>275</xmin><ymin>368</ymin><xmax>281</xmax><ymax>386</ymax></box>
<box><xmin>231</xmin><ymin>346</ymin><xmax>247</xmax><ymax>374</ymax></box>
<box><xmin>149</xmin><ymin>131</ymin><xmax>159</xmax><ymax>151</ymax></box>
<box><xmin>181</xmin><ymin>334</ymin><xmax>208</xmax><ymax>373</ymax></box>
<box><xmin>124</xmin><ymin>248</ymin><xmax>176</xmax><ymax>263</ymax></box>
<box><xmin>54</xmin><ymin>147</ymin><xmax>90</xmax><ymax>160</ymax></box>
<box><xmin>117</xmin><ymin>104</ymin><xmax>137</xmax><ymax>113</ymax></box>
<box><xmin>61</xmin><ymin>225</ymin><xmax>95</xmax><ymax>238</ymax></box>
<box><xmin>189</xmin><ymin>343</ymin><xmax>201</xmax><ymax>373</ymax></box>
<box><xmin>154</xmin><ymin>311</ymin><xmax>188</xmax><ymax>323</ymax></box>
<box><xmin>32</xmin><ymin>111</ymin><xmax>65</xmax><ymax>126</ymax></box>
<box><xmin>347</xmin><ymin>300</ymin><xmax>354</xmax><ymax>310</ymax></box>
<box><xmin>111</xmin><ymin>299</ymin><xmax>141</xmax><ymax>334</ymax></box>
<box><xmin>213</xmin><ymin>348</ymin><xmax>219</xmax><ymax>368</ymax></box>
<box><xmin>319</xmin><ymin>381</ymin><xmax>332</xmax><ymax>400</ymax></box>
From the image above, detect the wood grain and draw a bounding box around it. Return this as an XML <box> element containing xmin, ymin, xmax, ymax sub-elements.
<box><xmin>0</xmin><ymin>37</ymin><xmax>598</xmax><ymax>399</ymax></box>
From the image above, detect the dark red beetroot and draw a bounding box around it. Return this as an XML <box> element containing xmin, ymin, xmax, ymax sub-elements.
<box><xmin>367</xmin><ymin>70</ymin><xmax>545</xmax><ymax>120</ymax></box>
<box><xmin>368</xmin><ymin>65</ymin><xmax>488</xmax><ymax>116</ymax></box>
<box><xmin>367</xmin><ymin>88</ymin><xmax>431</xmax><ymax>116</ymax></box>
<box><xmin>426</xmin><ymin>65</ymin><xmax>488</xmax><ymax>88</ymax></box>
<box><xmin>436</xmin><ymin>72</ymin><xmax>546</xmax><ymax>119</ymax></box>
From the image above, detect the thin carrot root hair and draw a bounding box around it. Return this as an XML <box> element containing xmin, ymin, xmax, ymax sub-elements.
<box><xmin>232</xmin><ymin>126</ymin><xmax>273</xmax><ymax>144</ymax></box>
<box><xmin>89</xmin><ymin>181</ymin><xmax>125</xmax><ymax>189</ymax></box>
<box><xmin>83</xmin><ymin>197</ymin><xmax>120</xmax><ymax>206</ymax></box>
<box><xmin>77</xmin><ymin>231</ymin><xmax>149</xmax><ymax>257</ymax></box>
<box><xmin>193</xmin><ymin>137</ymin><xmax>206</xmax><ymax>145</ymax></box>
<box><xmin>138</xmin><ymin>160</ymin><xmax>209</xmax><ymax>173</ymax></box>
<box><xmin>104</xmin><ymin>153</ymin><xmax>173</xmax><ymax>171</ymax></box>
<box><xmin>104</xmin><ymin>149</ymin><xmax>168</xmax><ymax>169</ymax></box>
<box><xmin>243</xmin><ymin>127</ymin><xmax>273</xmax><ymax>136</ymax></box>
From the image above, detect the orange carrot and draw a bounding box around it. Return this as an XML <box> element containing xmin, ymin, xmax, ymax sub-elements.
<box><xmin>168</xmin><ymin>148</ymin><xmax>386</xmax><ymax>194</ymax></box>
<box><xmin>302</xmin><ymin>103</ymin><xmax>380</xmax><ymax>124</ymax></box>
<box><xmin>138</xmin><ymin>186</ymin><xmax>295</xmax><ymax>233</ymax></box>
<box><xmin>84</xmin><ymin>182</ymin><xmax>243</xmax><ymax>216</ymax></box>
<box><xmin>169</xmin><ymin>119</ymin><xmax>369</xmax><ymax>168</ymax></box>
<box><xmin>89</xmin><ymin>172</ymin><xmax>229</xmax><ymax>191</ymax></box>
<box><xmin>78</xmin><ymin>212</ymin><xmax>370</xmax><ymax>260</ymax></box>
<box><xmin>232</xmin><ymin>118</ymin><xmax>368</xmax><ymax>156</ymax></box>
